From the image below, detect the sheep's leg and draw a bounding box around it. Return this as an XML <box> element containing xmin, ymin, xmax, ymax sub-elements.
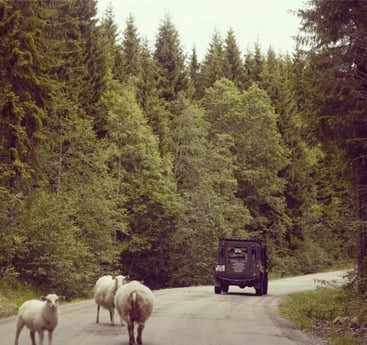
<box><xmin>30</xmin><ymin>331</ymin><xmax>36</xmax><ymax>345</ymax></box>
<box><xmin>137</xmin><ymin>323</ymin><xmax>145</xmax><ymax>345</ymax></box>
<box><xmin>38</xmin><ymin>329</ymin><xmax>44</xmax><ymax>345</ymax></box>
<box><xmin>14</xmin><ymin>318</ymin><xmax>25</xmax><ymax>345</ymax></box>
<box><xmin>127</xmin><ymin>322</ymin><xmax>135</xmax><ymax>345</ymax></box>
<box><xmin>109</xmin><ymin>308</ymin><xmax>115</xmax><ymax>325</ymax></box>
<box><xmin>48</xmin><ymin>329</ymin><xmax>54</xmax><ymax>345</ymax></box>
<box><xmin>96</xmin><ymin>304</ymin><xmax>100</xmax><ymax>323</ymax></box>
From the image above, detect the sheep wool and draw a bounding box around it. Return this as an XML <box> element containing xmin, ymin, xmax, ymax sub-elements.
<box><xmin>114</xmin><ymin>280</ymin><xmax>155</xmax><ymax>345</ymax></box>
<box><xmin>94</xmin><ymin>274</ymin><xmax>127</xmax><ymax>325</ymax></box>
<box><xmin>14</xmin><ymin>293</ymin><xmax>65</xmax><ymax>345</ymax></box>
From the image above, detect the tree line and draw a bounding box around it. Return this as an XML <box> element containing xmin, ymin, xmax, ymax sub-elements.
<box><xmin>0</xmin><ymin>0</ymin><xmax>364</xmax><ymax>297</ymax></box>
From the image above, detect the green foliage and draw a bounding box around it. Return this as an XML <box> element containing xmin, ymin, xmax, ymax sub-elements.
<box><xmin>223</xmin><ymin>28</ymin><xmax>245</xmax><ymax>89</ymax></box>
<box><xmin>0</xmin><ymin>0</ymin><xmax>56</xmax><ymax>190</ymax></box>
<box><xmin>202</xmin><ymin>79</ymin><xmax>290</xmax><ymax>246</ymax></box>
<box><xmin>279</xmin><ymin>286</ymin><xmax>365</xmax><ymax>345</ymax></box>
<box><xmin>0</xmin><ymin>0</ymin><xmax>360</xmax><ymax>297</ymax></box>
<box><xmin>168</xmin><ymin>96</ymin><xmax>250</xmax><ymax>285</ymax></box>
<box><xmin>154</xmin><ymin>14</ymin><xmax>189</xmax><ymax>101</ymax></box>
<box><xmin>0</xmin><ymin>267</ymin><xmax>39</xmax><ymax>317</ymax></box>
<box><xmin>280</xmin><ymin>287</ymin><xmax>362</xmax><ymax>329</ymax></box>
<box><xmin>13</xmin><ymin>191</ymin><xmax>94</xmax><ymax>297</ymax></box>
<box><xmin>198</xmin><ymin>31</ymin><xmax>225</xmax><ymax>97</ymax></box>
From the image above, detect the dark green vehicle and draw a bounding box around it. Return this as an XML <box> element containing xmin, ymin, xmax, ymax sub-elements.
<box><xmin>214</xmin><ymin>237</ymin><xmax>268</xmax><ymax>295</ymax></box>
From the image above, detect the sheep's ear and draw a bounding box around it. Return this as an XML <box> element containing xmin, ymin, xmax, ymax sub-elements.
<box><xmin>57</xmin><ymin>296</ymin><xmax>65</xmax><ymax>301</ymax></box>
<box><xmin>40</xmin><ymin>296</ymin><xmax>47</xmax><ymax>301</ymax></box>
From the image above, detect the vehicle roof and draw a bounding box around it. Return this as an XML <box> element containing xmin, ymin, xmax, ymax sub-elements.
<box><xmin>219</xmin><ymin>237</ymin><xmax>264</xmax><ymax>246</ymax></box>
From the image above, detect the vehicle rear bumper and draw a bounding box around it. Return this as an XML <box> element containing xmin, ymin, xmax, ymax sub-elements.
<box><xmin>215</xmin><ymin>275</ymin><xmax>259</xmax><ymax>287</ymax></box>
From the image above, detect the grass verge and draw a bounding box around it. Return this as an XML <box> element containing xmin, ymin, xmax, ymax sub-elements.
<box><xmin>0</xmin><ymin>272</ymin><xmax>39</xmax><ymax>318</ymax></box>
<box><xmin>279</xmin><ymin>286</ymin><xmax>366</xmax><ymax>345</ymax></box>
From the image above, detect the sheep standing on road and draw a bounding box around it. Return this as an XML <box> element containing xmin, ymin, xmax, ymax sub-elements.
<box><xmin>114</xmin><ymin>280</ymin><xmax>155</xmax><ymax>345</ymax></box>
<box><xmin>94</xmin><ymin>275</ymin><xmax>127</xmax><ymax>325</ymax></box>
<box><xmin>14</xmin><ymin>293</ymin><xmax>65</xmax><ymax>345</ymax></box>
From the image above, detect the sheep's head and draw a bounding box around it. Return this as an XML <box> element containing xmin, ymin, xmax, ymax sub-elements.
<box><xmin>113</xmin><ymin>275</ymin><xmax>128</xmax><ymax>289</ymax></box>
<box><xmin>40</xmin><ymin>294</ymin><xmax>65</xmax><ymax>309</ymax></box>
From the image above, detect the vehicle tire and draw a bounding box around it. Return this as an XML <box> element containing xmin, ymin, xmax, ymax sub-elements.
<box><xmin>222</xmin><ymin>282</ymin><xmax>229</xmax><ymax>293</ymax></box>
<box><xmin>255</xmin><ymin>276</ymin><xmax>263</xmax><ymax>296</ymax></box>
<box><xmin>263</xmin><ymin>274</ymin><xmax>268</xmax><ymax>295</ymax></box>
<box><xmin>214</xmin><ymin>285</ymin><xmax>221</xmax><ymax>294</ymax></box>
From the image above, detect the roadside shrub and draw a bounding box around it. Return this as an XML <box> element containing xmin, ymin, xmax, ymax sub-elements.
<box><xmin>12</xmin><ymin>191</ymin><xmax>96</xmax><ymax>298</ymax></box>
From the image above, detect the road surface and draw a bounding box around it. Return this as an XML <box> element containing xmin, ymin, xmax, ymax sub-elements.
<box><xmin>0</xmin><ymin>270</ymin><xmax>348</xmax><ymax>345</ymax></box>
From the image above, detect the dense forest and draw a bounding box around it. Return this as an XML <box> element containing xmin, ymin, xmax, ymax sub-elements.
<box><xmin>0</xmin><ymin>0</ymin><xmax>366</xmax><ymax>297</ymax></box>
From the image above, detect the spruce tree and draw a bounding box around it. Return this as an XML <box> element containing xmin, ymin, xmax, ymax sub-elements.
<box><xmin>119</xmin><ymin>13</ymin><xmax>142</xmax><ymax>82</ymax></box>
<box><xmin>154</xmin><ymin>14</ymin><xmax>189</xmax><ymax>102</ymax></box>
<box><xmin>243</xmin><ymin>42</ymin><xmax>264</xmax><ymax>88</ymax></box>
<box><xmin>198</xmin><ymin>30</ymin><xmax>225</xmax><ymax>97</ymax></box>
<box><xmin>223</xmin><ymin>28</ymin><xmax>245</xmax><ymax>89</ymax></box>
<box><xmin>189</xmin><ymin>47</ymin><xmax>201</xmax><ymax>99</ymax></box>
<box><xmin>298</xmin><ymin>0</ymin><xmax>367</xmax><ymax>287</ymax></box>
<box><xmin>0</xmin><ymin>0</ymin><xmax>56</xmax><ymax>191</ymax></box>
<box><xmin>137</xmin><ymin>39</ymin><xmax>171</xmax><ymax>158</ymax></box>
<box><xmin>78</xmin><ymin>0</ymin><xmax>108</xmax><ymax>118</ymax></box>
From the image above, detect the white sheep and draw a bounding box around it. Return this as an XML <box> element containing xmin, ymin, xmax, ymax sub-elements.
<box><xmin>94</xmin><ymin>274</ymin><xmax>127</xmax><ymax>325</ymax></box>
<box><xmin>14</xmin><ymin>293</ymin><xmax>65</xmax><ymax>345</ymax></box>
<box><xmin>114</xmin><ymin>280</ymin><xmax>155</xmax><ymax>345</ymax></box>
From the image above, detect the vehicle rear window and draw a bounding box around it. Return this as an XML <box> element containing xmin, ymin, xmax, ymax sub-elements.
<box><xmin>228</xmin><ymin>247</ymin><xmax>248</xmax><ymax>258</ymax></box>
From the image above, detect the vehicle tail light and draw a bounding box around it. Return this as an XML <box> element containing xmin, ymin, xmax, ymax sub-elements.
<box><xmin>215</xmin><ymin>264</ymin><xmax>225</xmax><ymax>272</ymax></box>
<box><xmin>256</xmin><ymin>262</ymin><xmax>264</xmax><ymax>272</ymax></box>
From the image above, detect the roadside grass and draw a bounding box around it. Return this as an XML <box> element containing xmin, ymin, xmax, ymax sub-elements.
<box><xmin>279</xmin><ymin>286</ymin><xmax>366</xmax><ymax>345</ymax></box>
<box><xmin>0</xmin><ymin>273</ymin><xmax>93</xmax><ymax>319</ymax></box>
<box><xmin>0</xmin><ymin>271</ymin><xmax>39</xmax><ymax>318</ymax></box>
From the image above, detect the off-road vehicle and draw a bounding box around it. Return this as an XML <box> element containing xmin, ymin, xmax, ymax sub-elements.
<box><xmin>214</xmin><ymin>237</ymin><xmax>268</xmax><ymax>295</ymax></box>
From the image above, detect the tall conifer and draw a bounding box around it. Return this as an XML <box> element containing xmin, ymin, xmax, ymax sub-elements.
<box><xmin>154</xmin><ymin>14</ymin><xmax>189</xmax><ymax>102</ymax></box>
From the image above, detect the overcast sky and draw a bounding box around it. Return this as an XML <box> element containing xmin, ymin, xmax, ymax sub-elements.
<box><xmin>96</xmin><ymin>0</ymin><xmax>308</xmax><ymax>60</ymax></box>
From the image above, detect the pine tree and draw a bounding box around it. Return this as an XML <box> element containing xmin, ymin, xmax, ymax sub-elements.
<box><xmin>298</xmin><ymin>0</ymin><xmax>367</xmax><ymax>288</ymax></box>
<box><xmin>243</xmin><ymin>42</ymin><xmax>264</xmax><ymax>88</ymax></box>
<box><xmin>78</xmin><ymin>0</ymin><xmax>108</xmax><ymax>118</ymax></box>
<box><xmin>98</xmin><ymin>3</ymin><xmax>121</xmax><ymax>79</ymax></box>
<box><xmin>0</xmin><ymin>0</ymin><xmax>56</xmax><ymax>191</ymax></box>
<box><xmin>137</xmin><ymin>39</ymin><xmax>171</xmax><ymax>158</ymax></box>
<box><xmin>223</xmin><ymin>28</ymin><xmax>245</xmax><ymax>89</ymax></box>
<box><xmin>189</xmin><ymin>47</ymin><xmax>201</xmax><ymax>99</ymax></box>
<box><xmin>198</xmin><ymin>30</ymin><xmax>225</xmax><ymax>97</ymax></box>
<box><xmin>118</xmin><ymin>13</ymin><xmax>142</xmax><ymax>83</ymax></box>
<box><xmin>154</xmin><ymin>14</ymin><xmax>189</xmax><ymax>102</ymax></box>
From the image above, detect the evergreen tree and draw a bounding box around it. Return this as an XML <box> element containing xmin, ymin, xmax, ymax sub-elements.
<box><xmin>198</xmin><ymin>30</ymin><xmax>224</xmax><ymax>97</ymax></box>
<box><xmin>78</xmin><ymin>0</ymin><xmax>107</xmax><ymax>118</ymax></box>
<box><xmin>189</xmin><ymin>47</ymin><xmax>201</xmax><ymax>99</ymax></box>
<box><xmin>137</xmin><ymin>39</ymin><xmax>171</xmax><ymax>158</ymax></box>
<box><xmin>98</xmin><ymin>3</ymin><xmax>121</xmax><ymax>79</ymax></box>
<box><xmin>154</xmin><ymin>14</ymin><xmax>189</xmax><ymax>102</ymax></box>
<box><xmin>243</xmin><ymin>42</ymin><xmax>264</xmax><ymax>88</ymax></box>
<box><xmin>0</xmin><ymin>0</ymin><xmax>56</xmax><ymax>191</ymax></box>
<box><xmin>223</xmin><ymin>28</ymin><xmax>245</xmax><ymax>89</ymax></box>
<box><xmin>99</xmin><ymin>74</ymin><xmax>182</xmax><ymax>288</ymax></box>
<box><xmin>298</xmin><ymin>0</ymin><xmax>367</xmax><ymax>288</ymax></box>
<box><xmin>119</xmin><ymin>13</ymin><xmax>142</xmax><ymax>82</ymax></box>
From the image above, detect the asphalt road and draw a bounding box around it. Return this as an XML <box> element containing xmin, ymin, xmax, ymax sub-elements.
<box><xmin>1</xmin><ymin>270</ymin><xmax>348</xmax><ymax>345</ymax></box>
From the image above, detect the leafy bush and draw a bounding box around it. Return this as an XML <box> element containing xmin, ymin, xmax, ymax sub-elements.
<box><xmin>12</xmin><ymin>191</ymin><xmax>98</xmax><ymax>298</ymax></box>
